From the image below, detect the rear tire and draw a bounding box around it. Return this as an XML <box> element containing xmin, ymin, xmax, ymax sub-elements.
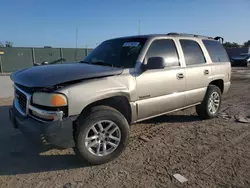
<box><xmin>196</xmin><ymin>85</ymin><xmax>222</xmax><ymax>119</ymax></box>
<box><xmin>74</xmin><ymin>106</ymin><xmax>129</xmax><ymax>165</ymax></box>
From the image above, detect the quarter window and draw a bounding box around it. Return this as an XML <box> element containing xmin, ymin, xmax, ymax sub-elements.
<box><xmin>180</xmin><ymin>40</ymin><xmax>206</xmax><ymax>65</ymax></box>
<box><xmin>146</xmin><ymin>39</ymin><xmax>179</xmax><ymax>67</ymax></box>
<box><xmin>202</xmin><ymin>40</ymin><xmax>229</xmax><ymax>62</ymax></box>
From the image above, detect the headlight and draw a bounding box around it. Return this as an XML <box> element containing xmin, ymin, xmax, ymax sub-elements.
<box><xmin>32</xmin><ymin>92</ymin><xmax>67</xmax><ymax>107</ymax></box>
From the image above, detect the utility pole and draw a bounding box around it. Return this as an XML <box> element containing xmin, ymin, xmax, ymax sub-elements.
<box><xmin>75</xmin><ymin>28</ymin><xmax>78</xmax><ymax>61</ymax></box>
<box><xmin>138</xmin><ymin>20</ymin><xmax>141</xmax><ymax>35</ymax></box>
<box><xmin>86</xmin><ymin>44</ymin><xmax>88</xmax><ymax>55</ymax></box>
<box><xmin>75</xmin><ymin>28</ymin><xmax>78</xmax><ymax>49</ymax></box>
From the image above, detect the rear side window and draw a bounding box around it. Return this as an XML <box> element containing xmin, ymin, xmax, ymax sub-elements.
<box><xmin>146</xmin><ymin>39</ymin><xmax>179</xmax><ymax>67</ymax></box>
<box><xmin>180</xmin><ymin>40</ymin><xmax>206</xmax><ymax>66</ymax></box>
<box><xmin>202</xmin><ymin>40</ymin><xmax>229</xmax><ymax>62</ymax></box>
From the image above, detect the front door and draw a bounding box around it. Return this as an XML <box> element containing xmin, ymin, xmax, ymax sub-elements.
<box><xmin>136</xmin><ymin>38</ymin><xmax>186</xmax><ymax>120</ymax></box>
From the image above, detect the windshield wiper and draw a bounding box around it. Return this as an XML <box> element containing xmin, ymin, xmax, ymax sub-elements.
<box><xmin>79</xmin><ymin>61</ymin><xmax>90</xmax><ymax>64</ymax></box>
<box><xmin>91</xmin><ymin>61</ymin><xmax>123</xmax><ymax>68</ymax></box>
<box><xmin>79</xmin><ymin>60</ymin><xmax>123</xmax><ymax>68</ymax></box>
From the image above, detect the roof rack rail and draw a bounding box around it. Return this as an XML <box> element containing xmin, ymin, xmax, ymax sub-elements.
<box><xmin>167</xmin><ymin>32</ymin><xmax>214</xmax><ymax>39</ymax></box>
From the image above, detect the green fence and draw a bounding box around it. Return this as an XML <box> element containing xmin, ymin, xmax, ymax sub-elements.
<box><xmin>0</xmin><ymin>47</ymin><xmax>93</xmax><ymax>73</ymax></box>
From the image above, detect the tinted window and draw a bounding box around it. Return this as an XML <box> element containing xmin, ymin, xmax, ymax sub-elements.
<box><xmin>146</xmin><ymin>39</ymin><xmax>179</xmax><ymax>67</ymax></box>
<box><xmin>83</xmin><ymin>38</ymin><xmax>146</xmax><ymax>68</ymax></box>
<box><xmin>180</xmin><ymin>40</ymin><xmax>206</xmax><ymax>65</ymax></box>
<box><xmin>203</xmin><ymin>40</ymin><xmax>229</xmax><ymax>62</ymax></box>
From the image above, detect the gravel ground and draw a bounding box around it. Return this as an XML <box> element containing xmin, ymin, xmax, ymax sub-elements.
<box><xmin>0</xmin><ymin>67</ymin><xmax>250</xmax><ymax>188</ymax></box>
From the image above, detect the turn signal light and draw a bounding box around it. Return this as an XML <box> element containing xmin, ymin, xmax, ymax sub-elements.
<box><xmin>51</xmin><ymin>94</ymin><xmax>67</xmax><ymax>107</ymax></box>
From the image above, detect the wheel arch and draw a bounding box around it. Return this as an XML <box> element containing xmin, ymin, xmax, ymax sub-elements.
<box><xmin>76</xmin><ymin>95</ymin><xmax>132</xmax><ymax>125</ymax></box>
<box><xmin>209</xmin><ymin>79</ymin><xmax>224</xmax><ymax>93</ymax></box>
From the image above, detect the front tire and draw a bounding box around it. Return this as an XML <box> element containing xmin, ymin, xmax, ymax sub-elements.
<box><xmin>196</xmin><ymin>85</ymin><xmax>222</xmax><ymax>119</ymax></box>
<box><xmin>74</xmin><ymin>106</ymin><xmax>129</xmax><ymax>165</ymax></box>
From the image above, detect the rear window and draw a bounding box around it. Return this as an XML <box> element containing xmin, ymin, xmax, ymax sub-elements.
<box><xmin>202</xmin><ymin>40</ymin><xmax>229</xmax><ymax>62</ymax></box>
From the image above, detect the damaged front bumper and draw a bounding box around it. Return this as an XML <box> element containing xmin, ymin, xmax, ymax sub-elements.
<box><xmin>9</xmin><ymin>85</ymin><xmax>76</xmax><ymax>149</ymax></box>
<box><xmin>9</xmin><ymin>106</ymin><xmax>76</xmax><ymax>148</ymax></box>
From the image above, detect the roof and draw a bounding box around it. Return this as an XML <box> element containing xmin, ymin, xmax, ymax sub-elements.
<box><xmin>109</xmin><ymin>33</ymin><xmax>220</xmax><ymax>41</ymax></box>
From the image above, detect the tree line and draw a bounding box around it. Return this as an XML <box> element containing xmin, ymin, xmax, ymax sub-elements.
<box><xmin>223</xmin><ymin>40</ymin><xmax>250</xmax><ymax>48</ymax></box>
<box><xmin>0</xmin><ymin>41</ymin><xmax>13</xmax><ymax>47</ymax></box>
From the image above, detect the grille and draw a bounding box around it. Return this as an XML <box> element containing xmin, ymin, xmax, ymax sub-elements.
<box><xmin>15</xmin><ymin>88</ymin><xmax>27</xmax><ymax>113</ymax></box>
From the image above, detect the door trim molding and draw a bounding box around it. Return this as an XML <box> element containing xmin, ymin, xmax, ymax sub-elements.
<box><xmin>135</xmin><ymin>103</ymin><xmax>200</xmax><ymax>123</ymax></box>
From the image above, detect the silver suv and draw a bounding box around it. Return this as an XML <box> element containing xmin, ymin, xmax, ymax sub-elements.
<box><xmin>9</xmin><ymin>33</ymin><xmax>231</xmax><ymax>165</ymax></box>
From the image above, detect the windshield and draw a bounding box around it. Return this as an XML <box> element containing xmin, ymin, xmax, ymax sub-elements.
<box><xmin>82</xmin><ymin>37</ymin><xmax>147</xmax><ymax>68</ymax></box>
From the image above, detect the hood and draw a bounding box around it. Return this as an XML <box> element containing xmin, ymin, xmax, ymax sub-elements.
<box><xmin>11</xmin><ymin>63</ymin><xmax>123</xmax><ymax>88</ymax></box>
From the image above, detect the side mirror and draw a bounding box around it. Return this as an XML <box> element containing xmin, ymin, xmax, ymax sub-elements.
<box><xmin>147</xmin><ymin>57</ymin><xmax>165</xmax><ymax>69</ymax></box>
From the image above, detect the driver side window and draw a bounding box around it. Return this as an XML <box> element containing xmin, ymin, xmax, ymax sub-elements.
<box><xmin>146</xmin><ymin>39</ymin><xmax>179</xmax><ymax>67</ymax></box>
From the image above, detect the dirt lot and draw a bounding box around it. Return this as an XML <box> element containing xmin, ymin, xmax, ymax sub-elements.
<box><xmin>0</xmin><ymin>67</ymin><xmax>250</xmax><ymax>188</ymax></box>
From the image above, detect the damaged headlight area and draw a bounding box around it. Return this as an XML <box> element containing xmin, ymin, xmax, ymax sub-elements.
<box><xmin>32</xmin><ymin>92</ymin><xmax>67</xmax><ymax>107</ymax></box>
<box><xmin>30</xmin><ymin>92</ymin><xmax>68</xmax><ymax>121</ymax></box>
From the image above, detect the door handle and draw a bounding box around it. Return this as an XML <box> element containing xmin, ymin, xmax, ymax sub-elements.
<box><xmin>177</xmin><ymin>73</ymin><xmax>184</xmax><ymax>79</ymax></box>
<box><xmin>204</xmin><ymin>69</ymin><xmax>209</xmax><ymax>75</ymax></box>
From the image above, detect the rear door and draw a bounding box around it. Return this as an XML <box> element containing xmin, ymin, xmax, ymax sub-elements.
<box><xmin>179</xmin><ymin>39</ymin><xmax>212</xmax><ymax>106</ymax></box>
